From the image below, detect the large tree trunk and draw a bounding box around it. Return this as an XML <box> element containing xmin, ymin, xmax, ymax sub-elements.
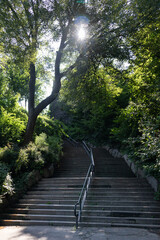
<box><xmin>23</xmin><ymin>62</ymin><xmax>37</xmax><ymax>145</ymax></box>
<box><xmin>23</xmin><ymin>23</ymin><xmax>72</xmax><ymax>145</ymax></box>
<box><xmin>23</xmin><ymin>112</ymin><xmax>37</xmax><ymax>145</ymax></box>
<box><xmin>23</xmin><ymin>73</ymin><xmax>61</xmax><ymax>145</ymax></box>
<box><xmin>23</xmin><ymin>63</ymin><xmax>62</xmax><ymax>145</ymax></box>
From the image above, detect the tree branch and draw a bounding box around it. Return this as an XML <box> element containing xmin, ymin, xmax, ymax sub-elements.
<box><xmin>35</xmin><ymin>84</ymin><xmax>61</xmax><ymax>116</ymax></box>
<box><xmin>5</xmin><ymin>0</ymin><xmax>30</xmax><ymax>42</ymax></box>
<box><xmin>21</xmin><ymin>0</ymin><xmax>33</xmax><ymax>31</ymax></box>
<box><xmin>61</xmin><ymin>53</ymin><xmax>83</xmax><ymax>78</ymax></box>
<box><xmin>28</xmin><ymin>62</ymin><xmax>36</xmax><ymax>114</ymax></box>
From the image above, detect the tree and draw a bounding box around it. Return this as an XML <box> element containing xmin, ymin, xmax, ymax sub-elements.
<box><xmin>0</xmin><ymin>0</ymin><xmax>53</xmax><ymax>143</ymax></box>
<box><xmin>1</xmin><ymin>0</ymin><xmax>153</xmax><ymax>145</ymax></box>
<box><xmin>0</xmin><ymin>0</ymin><xmax>90</xmax><ymax>144</ymax></box>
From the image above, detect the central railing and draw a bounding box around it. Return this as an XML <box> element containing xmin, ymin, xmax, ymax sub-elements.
<box><xmin>74</xmin><ymin>141</ymin><xmax>95</xmax><ymax>228</ymax></box>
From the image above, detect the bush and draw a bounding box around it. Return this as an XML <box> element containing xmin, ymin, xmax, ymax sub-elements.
<box><xmin>0</xmin><ymin>107</ymin><xmax>26</xmax><ymax>146</ymax></box>
<box><xmin>35</xmin><ymin>115</ymin><xmax>65</xmax><ymax>138</ymax></box>
<box><xmin>0</xmin><ymin>145</ymin><xmax>18</xmax><ymax>171</ymax></box>
<box><xmin>35</xmin><ymin>132</ymin><xmax>48</xmax><ymax>150</ymax></box>
<box><xmin>0</xmin><ymin>116</ymin><xmax>64</xmax><ymax>198</ymax></box>
<box><xmin>14</xmin><ymin>133</ymin><xmax>63</xmax><ymax>174</ymax></box>
<box><xmin>2</xmin><ymin>173</ymin><xmax>14</xmax><ymax>196</ymax></box>
<box><xmin>15</xmin><ymin>143</ymin><xmax>45</xmax><ymax>173</ymax></box>
<box><xmin>35</xmin><ymin>133</ymin><xmax>62</xmax><ymax>165</ymax></box>
<box><xmin>47</xmin><ymin>135</ymin><xmax>63</xmax><ymax>163</ymax></box>
<box><xmin>110</xmin><ymin>102</ymin><xmax>147</xmax><ymax>144</ymax></box>
<box><xmin>128</xmin><ymin>117</ymin><xmax>160</xmax><ymax>179</ymax></box>
<box><xmin>27</xmin><ymin>142</ymin><xmax>45</xmax><ymax>170</ymax></box>
<box><xmin>15</xmin><ymin>148</ymin><xmax>30</xmax><ymax>173</ymax></box>
<box><xmin>0</xmin><ymin>162</ymin><xmax>9</xmax><ymax>194</ymax></box>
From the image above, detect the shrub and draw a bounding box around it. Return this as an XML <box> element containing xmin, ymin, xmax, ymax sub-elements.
<box><xmin>47</xmin><ymin>135</ymin><xmax>62</xmax><ymax>163</ymax></box>
<box><xmin>14</xmin><ymin>132</ymin><xmax>63</xmax><ymax>175</ymax></box>
<box><xmin>134</xmin><ymin>117</ymin><xmax>160</xmax><ymax>179</ymax></box>
<box><xmin>110</xmin><ymin>102</ymin><xmax>147</xmax><ymax>144</ymax></box>
<box><xmin>2</xmin><ymin>173</ymin><xmax>14</xmax><ymax>196</ymax></box>
<box><xmin>15</xmin><ymin>142</ymin><xmax>45</xmax><ymax>173</ymax></box>
<box><xmin>0</xmin><ymin>119</ymin><xmax>64</xmax><ymax>197</ymax></box>
<box><xmin>35</xmin><ymin>115</ymin><xmax>65</xmax><ymax>138</ymax></box>
<box><xmin>0</xmin><ymin>162</ymin><xmax>9</xmax><ymax>194</ymax></box>
<box><xmin>0</xmin><ymin>145</ymin><xmax>18</xmax><ymax>171</ymax></box>
<box><xmin>14</xmin><ymin>172</ymin><xmax>34</xmax><ymax>195</ymax></box>
<box><xmin>0</xmin><ymin>107</ymin><xmax>26</xmax><ymax>146</ymax></box>
<box><xmin>15</xmin><ymin>148</ymin><xmax>29</xmax><ymax>173</ymax></box>
<box><xmin>35</xmin><ymin>132</ymin><xmax>49</xmax><ymax>150</ymax></box>
<box><xmin>122</xmin><ymin>116</ymin><xmax>160</xmax><ymax>181</ymax></box>
<box><xmin>27</xmin><ymin>142</ymin><xmax>44</xmax><ymax>170</ymax></box>
<box><xmin>35</xmin><ymin>133</ymin><xmax>62</xmax><ymax>165</ymax></box>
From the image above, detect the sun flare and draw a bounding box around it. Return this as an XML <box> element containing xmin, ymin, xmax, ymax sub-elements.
<box><xmin>77</xmin><ymin>25</ymin><xmax>86</xmax><ymax>41</ymax></box>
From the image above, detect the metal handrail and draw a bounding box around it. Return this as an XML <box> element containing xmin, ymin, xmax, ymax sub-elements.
<box><xmin>65</xmin><ymin>136</ymin><xmax>79</xmax><ymax>146</ymax></box>
<box><xmin>74</xmin><ymin>141</ymin><xmax>95</xmax><ymax>228</ymax></box>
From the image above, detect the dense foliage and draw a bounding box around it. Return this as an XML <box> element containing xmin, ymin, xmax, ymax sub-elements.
<box><xmin>59</xmin><ymin>66</ymin><xmax>124</xmax><ymax>144</ymax></box>
<box><xmin>0</xmin><ymin>116</ymin><xmax>64</xmax><ymax>196</ymax></box>
<box><xmin>54</xmin><ymin>0</ymin><xmax>160</xmax><ymax>182</ymax></box>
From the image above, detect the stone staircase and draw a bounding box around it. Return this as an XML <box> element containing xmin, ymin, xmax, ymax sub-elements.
<box><xmin>0</xmin><ymin>142</ymin><xmax>160</xmax><ymax>228</ymax></box>
<box><xmin>80</xmin><ymin>148</ymin><xmax>160</xmax><ymax>228</ymax></box>
<box><xmin>0</xmin><ymin>141</ymin><xmax>90</xmax><ymax>226</ymax></box>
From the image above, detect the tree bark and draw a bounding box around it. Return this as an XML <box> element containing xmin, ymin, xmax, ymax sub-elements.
<box><xmin>23</xmin><ymin>72</ymin><xmax>62</xmax><ymax>145</ymax></box>
<box><xmin>23</xmin><ymin>64</ymin><xmax>62</xmax><ymax>145</ymax></box>
<box><xmin>23</xmin><ymin>22</ymin><xmax>72</xmax><ymax>145</ymax></box>
<box><xmin>23</xmin><ymin>112</ymin><xmax>37</xmax><ymax>145</ymax></box>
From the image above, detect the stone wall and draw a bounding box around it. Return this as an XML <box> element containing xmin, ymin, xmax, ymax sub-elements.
<box><xmin>104</xmin><ymin>146</ymin><xmax>159</xmax><ymax>192</ymax></box>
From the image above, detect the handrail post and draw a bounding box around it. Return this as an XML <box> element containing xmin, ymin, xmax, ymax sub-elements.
<box><xmin>76</xmin><ymin>214</ymin><xmax>78</xmax><ymax>229</ymax></box>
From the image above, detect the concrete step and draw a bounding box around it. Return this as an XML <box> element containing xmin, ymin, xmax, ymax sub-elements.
<box><xmin>21</xmin><ymin>195</ymin><xmax>155</xmax><ymax>202</ymax></box>
<box><xmin>88</xmin><ymin>187</ymin><xmax>153</xmax><ymax>192</ymax></box>
<box><xmin>15</xmin><ymin>203</ymin><xmax>74</xmax><ymax>210</ymax></box>
<box><xmin>32</xmin><ymin>187</ymin><xmax>82</xmax><ymax>191</ymax></box>
<box><xmin>38</xmin><ymin>178</ymin><xmax>85</xmax><ymax>183</ymax></box>
<box><xmin>85</xmin><ymin>200</ymin><xmax>160</xmax><ymax>206</ymax></box>
<box><xmin>40</xmin><ymin>177</ymin><xmax>85</xmax><ymax>181</ymax></box>
<box><xmin>5</xmin><ymin>209</ymin><xmax>74</xmax><ymax>216</ymax></box>
<box><xmin>81</xmin><ymin>215</ymin><xmax>160</xmax><ymax>225</ymax></box>
<box><xmin>36</xmin><ymin>182</ymin><xmax>150</xmax><ymax>188</ymax></box>
<box><xmin>27</xmin><ymin>190</ymin><xmax>81</xmax><ymax>195</ymax></box>
<box><xmin>35</xmin><ymin>184</ymin><xmax>83</xmax><ymax>188</ymax></box>
<box><xmin>87</xmin><ymin>192</ymin><xmax>154</xmax><ymax>197</ymax></box>
<box><xmin>82</xmin><ymin>209</ymin><xmax>160</xmax><ymax>218</ymax></box>
<box><xmin>90</xmin><ymin>180</ymin><xmax>149</xmax><ymax>184</ymax></box>
<box><xmin>37</xmin><ymin>180</ymin><xmax>149</xmax><ymax>185</ymax></box>
<box><xmin>19</xmin><ymin>199</ymin><xmax>77</xmax><ymax>204</ymax></box>
<box><xmin>27</xmin><ymin>190</ymin><xmax>154</xmax><ymax>196</ymax></box>
<box><xmin>22</xmin><ymin>195</ymin><xmax>79</xmax><ymax>200</ymax></box>
<box><xmin>0</xmin><ymin>219</ymin><xmax>75</xmax><ymax>226</ymax></box>
<box><xmin>86</xmin><ymin>195</ymin><xmax>154</xmax><ymax>201</ymax></box>
<box><xmin>83</xmin><ymin>205</ymin><xmax>160</xmax><ymax>212</ymax></box>
<box><xmin>0</xmin><ymin>213</ymin><xmax>75</xmax><ymax>221</ymax></box>
<box><xmin>80</xmin><ymin>221</ymin><xmax>160</xmax><ymax>229</ymax></box>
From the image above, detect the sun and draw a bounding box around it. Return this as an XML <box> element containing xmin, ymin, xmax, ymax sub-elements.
<box><xmin>77</xmin><ymin>25</ymin><xmax>86</xmax><ymax>41</ymax></box>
